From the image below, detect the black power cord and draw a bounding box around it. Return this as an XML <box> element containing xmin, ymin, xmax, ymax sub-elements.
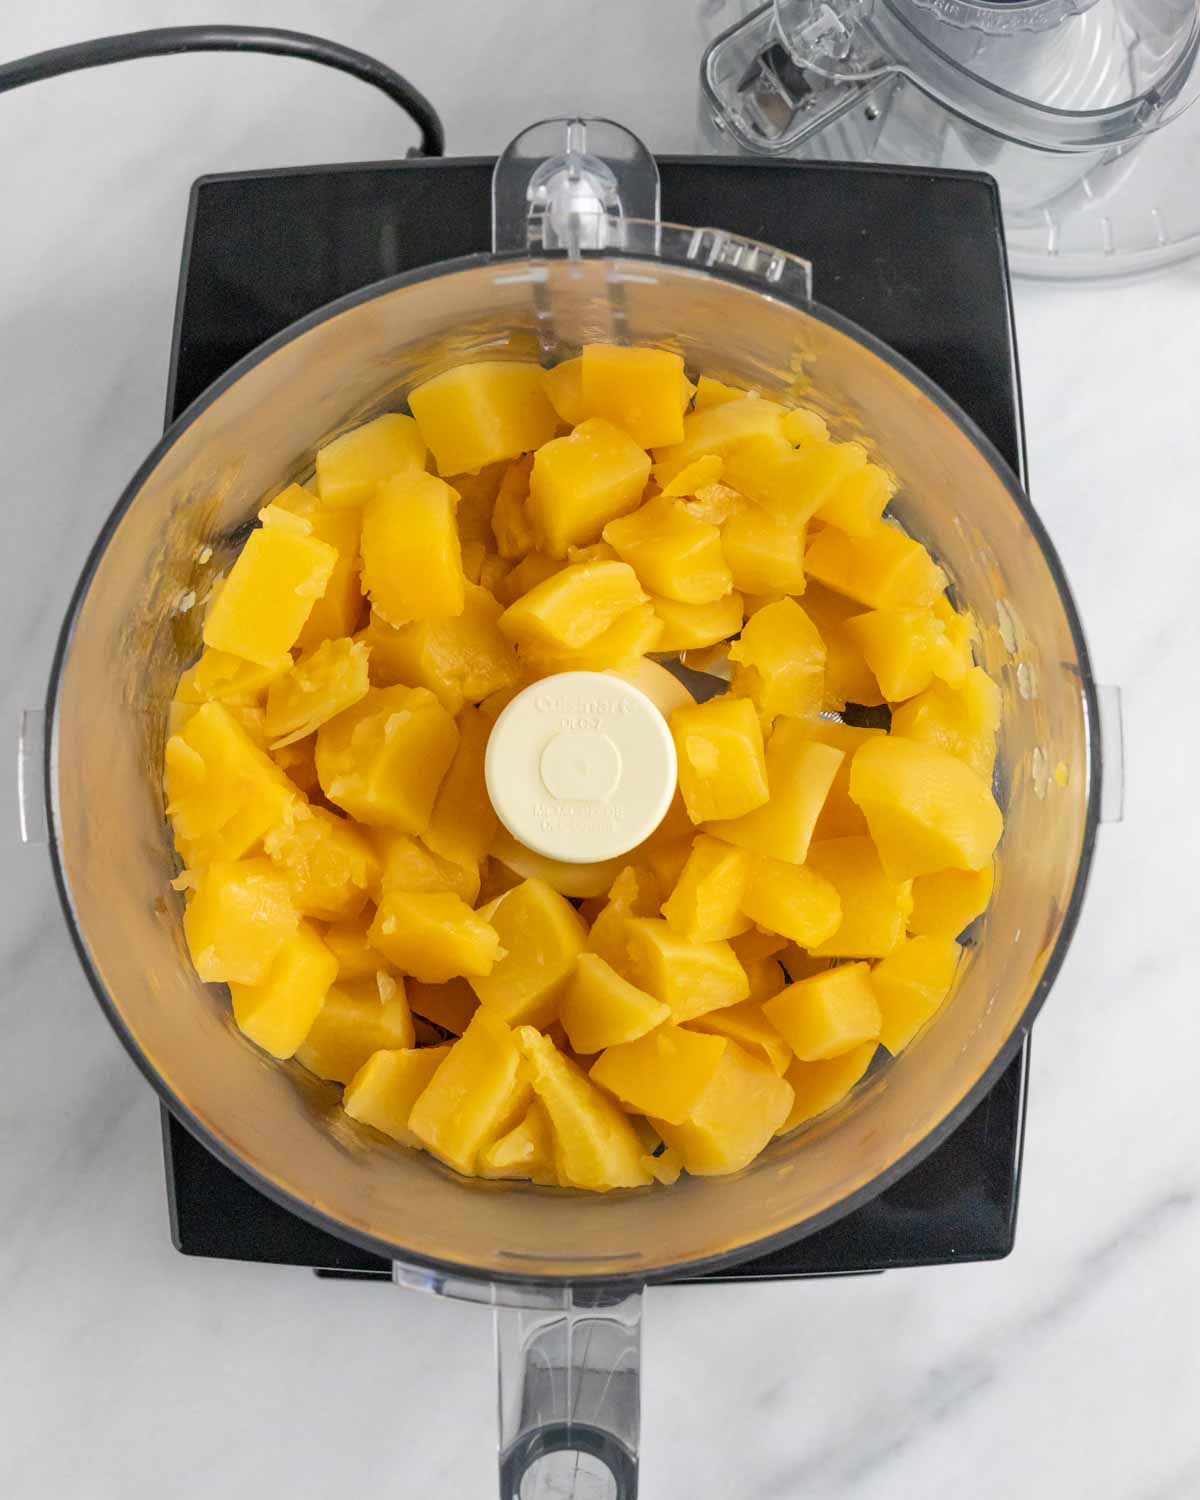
<box><xmin>0</xmin><ymin>24</ymin><xmax>445</xmax><ymax>157</ymax></box>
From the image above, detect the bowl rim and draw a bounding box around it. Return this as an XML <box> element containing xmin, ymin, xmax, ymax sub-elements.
<box><xmin>44</xmin><ymin>247</ymin><xmax>1102</xmax><ymax>1289</ymax></box>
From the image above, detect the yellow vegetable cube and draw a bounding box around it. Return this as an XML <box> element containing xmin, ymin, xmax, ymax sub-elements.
<box><xmin>763</xmin><ymin>964</ymin><xmax>881</xmax><ymax>1061</ymax></box>
<box><xmin>203</xmin><ymin>519</ymin><xmax>337</xmax><ymax>667</ymax></box>
<box><xmin>369</xmin><ymin>889</ymin><xmax>500</xmax><ymax>983</ymax></box>
<box><xmin>422</xmin><ymin>705</ymin><xmax>497</xmax><ymax>871</ymax></box>
<box><xmin>705</xmin><ymin>719</ymin><xmax>843</xmax><ymax>865</ymax></box>
<box><xmin>494</xmin><ymin>550</ymin><xmax>560</xmax><ymax>606</ymax></box>
<box><xmin>406</xmin><ymin>976</ymin><xmax>479</xmax><ymax>1036</ymax></box>
<box><xmin>521</xmin><ymin>600</ymin><xmax>663</xmax><ymax>674</ymax></box>
<box><xmin>408</xmin><ymin>1007</ymin><xmax>529</xmax><ymax>1173</ymax></box>
<box><xmin>558</xmin><ymin>953</ymin><xmax>671</xmax><ymax>1055</ymax></box>
<box><xmin>489</xmin><ymin>455</ymin><xmax>536</xmax><ymax>560</ymax></box>
<box><xmin>183</xmin><ymin>857</ymin><xmax>299</xmax><ymax>984</ymax></box>
<box><xmin>581</xmin><ymin>343</ymin><xmax>686</xmax><ymax>448</ymax></box>
<box><xmin>848</xmin><ymin>736</ymin><xmax>1003</xmax><ymax>879</ymax></box>
<box><xmin>264</xmin><ymin>637</ymin><xmax>370</xmax><ymax>747</ymax></box>
<box><xmin>789</xmin><ymin>718</ymin><xmax>885</xmax><ymax>840</ymax></box>
<box><xmin>650</xmin><ymin>591</ymin><xmax>743</xmax><ymax>652</ymax></box>
<box><xmin>872</xmin><ymin>935</ymin><xmax>962</xmax><ymax>1053</ymax></box>
<box><xmin>529</xmin><ymin>418</ymin><xmax>652</xmax><ymax>558</ymax></box>
<box><xmin>499</xmin><ymin>561</ymin><xmax>647</xmax><ymax>650</ymax></box>
<box><xmin>908</xmin><ymin>862</ymin><xmax>994</xmax><ymax>938</ymax></box>
<box><xmin>589</xmin><ymin>1024</ymin><xmax>727</xmax><ymax>1123</ymax></box>
<box><xmin>273</xmin><ymin>485</ymin><xmax>365</xmax><ymax>652</ymax></box>
<box><xmin>408</xmin><ymin>361</ymin><xmax>557</xmax><ymax>476</ymax></box>
<box><xmin>651</xmin><ymin>397</ymin><xmax>786</xmax><ymax>485</ymax></box>
<box><xmin>805</xmin><ymin>836</ymin><xmax>910</xmax><ymax>957</ymax></box>
<box><xmin>604</xmin><ymin>495</ymin><xmax>732</xmax><ymax>605</ymax></box>
<box><xmin>271</xmin><ymin>733</ymin><xmax>320</xmax><ymax>799</ymax></box>
<box><xmin>361</xmin><ymin>471</ymin><xmax>464</xmax><ymax>626</ymax></box>
<box><xmin>776</xmin><ymin>1041</ymin><xmax>877</xmax><ymax>1134</ymax></box>
<box><xmin>730</xmin><ymin>928</ymin><xmax>789</xmax><ymax>963</ymax></box>
<box><xmin>314</xmin><ymin>413</ymin><xmax>426</xmax><ymax>507</ymax></box>
<box><xmin>670</xmin><ymin>695</ymin><xmax>768</xmax><ymax>823</ymax></box>
<box><xmin>843</xmin><ymin>607</ymin><xmax>944</xmax><ymax>702</ymax></box>
<box><xmin>542</xmin><ymin>356</ymin><xmax>585</xmax><ymax>427</ymax></box>
<box><xmin>720</xmin><ymin>502</ymin><xmax>807</xmax><ymax>597</ymax></box>
<box><xmin>724</xmin><ymin>437</ymin><xmax>867</xmax><ymax>527</ymax></box>
<box><xmin>781</xmin><ymin>406</ymin><xmax>829</xmax><ymax>446</ymax></box>
<box><xmin>653</xmin><ymin>1041</ymin><xmax>794</xmax><ymax>1175</ymax></box>
<box><xmin>740</xmin><ymin>855</ymin><xmax>842</xmax><ymax>949</ymax></box>
<box><xmin>174</xmin><ymin>647</ymin><xmax>291</xmax><ymax>707</ymax></box>
<box><xmin>805</xmin><ymin>520</ymin><xmax>945</xmax><ymax>611</ymax></box>
<box><xmin>661</xmin><ymin>834</ymin><xmax>752</xmax><ymax>944</ymax></box>
<box><xmin>623</xmin><ymin>918</ymin><xmax>750</xmax><ymax>1022</ymax></box>
<box><xmin>448</xmin><ymin>462</ymin><xmax>507</xmax><ymax>547</ymax></box>
<box><xmin>685</xmin><ymin>998</ymin><xmax>791</xmax><ymax>1075</ymax></box>
<box><xmin>889</xmin><ymin>666</ymin><xmax>1001</xmax><ymax>783</ymax></box>
<box><xmin>742</xmin><ymin>954</ymin><xmax>787</xmax><ymax>1003</ymax></box>
<box><xmin>479</xmin><ymin>1099</ymin><xmax>559</xmax><ymax>1185</ymax></box>
<box><xmin>930</xmin><ymin>595</ymin><xmax>975</xmax><ymax>687</ymax></box>
<box><xmin>815</xmin><ymin>461</ymin><xmax>894</xmax><ymax>537</ymax></box>
<box><xmin>229</xmin><ymin>920</ymin><xmax>337</xmax><ymax>1058</ymax></box>
<box><xmin>373</xmin><ymin>829</ymin><xmax>479</xmax><ymax>905</ymax></box>
<box><xmin>491</xmin><ymin>825</ymin><xmax>626</xmax><ymax>900</ymax></box>
<box><xmin>517</xmin><ymin>1027</ymin><xmax>652</xmax><ymax>1190</ymax></box>
<box><xmin>343</xmin><ymin>1044</ymin><xmax>451</xmax><ymax>1146</ymax></box>
<box><xmin>322</xmin><ymin>907</ymin><xmax>394</xmax><ymax>981</ymax></box>
<box><xmin>471</xmin><ymin>878</ymin><xmax>587</xmax><ymax>1028</ymax></box>
<box><xmin>264</xmin><ymin>804</ymin><xmax>377</xmax><ymax>922</ymax></box>
<box><xmin>799</xmin><ymin>581</ymin><xmax>885</xmax><ymax>709</ymax></box>
<box><xmin>362</xmin><ymin>583</ymin><xmax>519</xmax><ymax>714</ymax></box>
<box><xmin>661</xmin><ymin>454</ymin><xmax>725</xmax><ymax>499</ymax></box>
<box><xmin>693</xmin><ymin>375</ymin><xmax>747</xmax><ymax>410</ymax></box>
<box><xmin>315</xmin><ymin>684</ymin><xmax>458</xmax><ymax>832</ymax></box>
<box><xmin>728</xmin><ymin>597</ymin><xmax>825</xmax><ymax>722</ymax></box>
<box><xmin>295</xmin><ymin>973</ymin><xmax>415</xmax><ymax>1083</ymax></box>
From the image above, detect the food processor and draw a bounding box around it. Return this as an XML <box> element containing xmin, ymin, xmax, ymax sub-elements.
<box><xmin>699</xmin><ymin>0</ymin><xmax>1200</xmax><ymax>276</ymax></box>
<box><xmin>25</xmin><ymin>106</ymin><xmax>1113</xmax><ymax>1495</ymax></box>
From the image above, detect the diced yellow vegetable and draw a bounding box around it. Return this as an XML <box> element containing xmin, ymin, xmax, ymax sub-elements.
<box><xmin>650</xmin><ymin>591</ymin><xmax>744</xmax><ymax>652</ymax></box>
<box><xmin>604</xmin><ymin>495</ymin><xmax>732</xmax><ymax>605</ymax></box>
<box><xmin>490</xmin><ymin>455</ymin><xmax>536</xmax><ymax>560</ymax></box>
<box><xmin>408</xmin><ymin>1007</ymin><xmax>531</xmax><ymax>1172</ymax></box>
<box><xmin>872</xmin><ymin>934</ymin><xmax>961</xmax><ymax>1053</ymax></box>
<box><xmin>651</xmin><ymin>397</ymin><xmax>786</xmax><ymax>485</ymax></box>
<box><xmin>723</xmin><ymin>437</ymin><xmax>867</xmax><ymax>527</ymax></box>
<box><xmin>406</xmin><ymin>975</ymin><xmax>480</xmax><ymax>1036</ymax></box>
<box><xmin>763</xmin><ymin>964</ymin><xmax>881</xmax><ymax>1061</ymax></box>
<box><xmin>362</xmin><ymin>583</ymin><xmax>519</xmax><ymax>714</ymax></box>
<box><xmin>643</xmin><ymin>1146</ymin><xmax>683</xmax><ymax>1185</ymax></box>
<box><xmin>499</xmin><ymin>561</ymin><xmax>647</xmax><ymax>650</ymax></box>
<box><xmin>315</xmin><ymin>413</ymin><xmax>426</xmax><ymax>507</ymax></box>
<box><xmin>315</xmin><ymin>684</ymin><xmax>458</xmax><ymax>832</ymax></box>
<box><xmin>693</xmin><ymin>375</ymin><xmax>748</xmax><ymax>410</ymax></box>
<box><xmin>373</xmin><ymin>829</ymin><xmax>479</xmax><ymax>905</ymax></box>
<box><xmin>174</xmin><ymin>647</ymin><xmax>292</xmax><ymax>708</ymax></box>
<box><xmin>742</xmin><ymin>954</ymin><xmax>787</xmax><ymax>1003</ymax></box>
<box><xmin>491</xmin><ymin>825</ymin><xmax>626</xmax><ymax>899</ymax></box>
<box><xmin>776</xmin><ymin>1041</ymin><xmax>876</xmax><ymax>1134</ymax></box>
<box><xmin>685</xmin><ymin>998</ymin><xmax>791</xmax><ymax>1075</ymax></box>
<box><xmin>494</xmin><ymin>550</ymin><xmax>561</xmax><ymax>606</ymax></box>
<box><xmin>581</xmin><ymin>343</ymin><xmax>686</xmax><ymax>448</ymax></box>
<box><xmin>229</xmin><ymin>920</ymin><xmax>337</xmax><ymax>1058</ymax></box>
<box><xmin>183</xmin><ymin>857</ymin><xmax>299</xmax><ymax>984</ymax></box>
<box><xmin>705</xmin><ymin>718</ymin><xmax>843</xmax><ymax>865</ymax></box>
<box><xmin>848</xmin><ymin>736</ymin><xmax>1003</xmax><ymax>879</ymax></box>
<box><xmin>408</xmin><ymin>362</ymin><xmax>558</xmax><ymax>476</ymax></box>
<box><xmin>805</xmin><ymin>520</ymin><xmax>945</xmax><ymax>611</ymax></box>
<box><xmin>542</xmin><ymin>356</ymin><xmax>585</xmax><ymax>427</ymax></box>
<box><xmin>653</xmin><ymin>1041</ymin><xmax>794</xmax><ymax>1175</ymax></box>
<box><xmin>203</xmin><ymin>520</ymin><xmax>337</xmax><ymax>666</ymax></box>
<box><xmin>589</xmin><ymin>1024</ymin><xmax>727</xmax><ymax>1123</ymax></box>
<box><xmin>369</xmin><ymin>889</ymin><xmax>500</xmax><ymax>983</ymax></box>
<box><xmin>361</xmin><ymin>471</ymin><xmax>465</xmax><ymax>626</ymax></box>
<box><xmin>908</xmin><ymin>862</ymin><xmax>994</xmax><ymax>938</ymax></box>
<box><xmin>471</xmin><ymin>878</ymin><xmax>587</xmax><ymax>1028</ymax></box>
<box><xmin>295</xmin><ymin>973</ymin><xmax>414</xmax><ymax>1082</ymax></box>
<box><xmin>815</xmin><ymin>461</ymin><xmax>893</xmax><ymax>536</ymax></box>
<box><xmin>670</xmin><ymin>695</ymin><xmax>768</xmax><ymax>823</ymax></box>
<box><xmin>781</xmin><ymin>406</ymin><xmax>829</xmax><ymax>446</ymax></box>
<box><xmin>729</xmin><ymin>597</ymin><xmax>826</xmax><ymax>722</ymax></box>
<box><xmin>720</xmin><ymin>501</ymin><xmax>807</xmax><ymax>596</ymax></box>
<box><xmin>930</xmin><ymin>595</ymin><xmax>975</xmax><ymax>687</ymax></box>
<box><xmin>517</xmin><ymin>1027</ymin><xmax>652</xmax><ymax>1189</ymax></box>
<box><xmin>271</xmin><ymin>733</ymin><xmax>320</xmax><ymax>799</ymax></box>
<box><xmin>448</xmin><ymin>462</ymin><xmax>507</xmax><ymax>547</ymax></box>
<box><xmin>421</xmin><ymin>705</ymin><xmax>497</xmax><ymax>870</ymax></box>
<box><xmin>805</xmin><ymin>836</ymin><xmax>910</xmax><ymax>958</ymax></box>
<box><xmin>661</xmin><ymin>454</ymin><xmax>724</xmax><ymax>499</ymax></box>
<box><xmin>623</xmin><ymin>918</ymin><xmax>750</xmax><ymax>1021</ymax></box>
<box><xmin>740</xmin><ymin>855</ymin><xmax>842</xmax><ymax>949</ymax></box>
<box><xmin>787</xmin><ymin>718</ymin><xmax>885</xmax><ymax>840</ymax></box>
<box><xmin>343</xmin><ymin>1045</ymin><xmax>451</xmax><ymax>1146</ymax></box>
<box><xmin>478</xmin><ymin>1099</ymin><xmax>559</xmax><ymax>1184</ymax></box>
<box><xmin>263</xmin><ymin>804</ymin><xmax>377</xmax><ymax>922</ymax></box>
<box><xmin>844</xmin><ymin>607</ymin><xmax>945</xmax><ymax>702</ymax></box>
<box><xmin>322</xmin><ymin>907</ymin><xmax>395</xmax><ymax>981</ymax></box>
<box><xmin>661</xmin><ymin>834</ymin><xmax>752</xmax><ymax>944</ymax></box>
<box><xmin>558</xmin><ymin>953</ymin><xmax>670</xmax><ymax>1055</ymax></box>
<box><xmin>730</xmin><ymin>928</ymin><xmax>789</xmax><ymax>963</ymax></box>
<box><xmin>521</xmin><ymin>600</ymin><xmax>663</xmax><ymax>674</ymax></box>
<box><xmin>799</xmin><ymin>581</ymin><xmax>885</xmax><ymax>709</ymax></box>
<box><xmin>264</xmin><ymin>637</ymin><xmax>370</xmax><ymax>747</ymax></box>
<box><xmin>529</xmin><ymin>419</ymin><xmax>652</xmax><ymax>558</ymax></box>
<box><xmin>272</xmin><ymin>484</ymin><xmax>365</xmax><ymax>650</ymax></box>
<box><xmin>889</xmin><ymin>666</ymin><xmax>1001</xmax><ymax>783</ymax></box>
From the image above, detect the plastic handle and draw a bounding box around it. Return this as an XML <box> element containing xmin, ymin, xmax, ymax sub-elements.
<box><xmin>1096</xmin><ymin>684</ymin><xmax>1124</xmax><ymax>824</ymax></box>
<box><xmin>18</xmin><ymin>707</ymin><xmax>48</xmax><ymax>845</ymax></box>
<box><xmin>496</xmin><ymin>1287</ymin><xmax>643</xmax><ymax>1500</ymax></box>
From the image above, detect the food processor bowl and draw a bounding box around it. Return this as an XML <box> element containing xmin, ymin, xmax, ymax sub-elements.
<box><xmin>43</xmin><ymin>120</ymin><xmax>1100</xmax><ymax>1497</ymax></box>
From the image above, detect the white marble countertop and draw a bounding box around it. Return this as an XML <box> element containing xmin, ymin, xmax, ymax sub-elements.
<box><xmin>2</xmin><ymin>3</ymin><xmax>1198</xmax><ymax>1497</ymax></box>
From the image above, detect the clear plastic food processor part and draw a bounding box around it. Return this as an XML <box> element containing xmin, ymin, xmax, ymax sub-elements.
<box><xmin>44</xmin><ymin>117</ymin><xmax>1100</xmax><ymax>1499</ymax></box>
<box><xmin>700</xmin><ymin>0</ymin><xmax>1200</xmax><ymax>277</ymax></box>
